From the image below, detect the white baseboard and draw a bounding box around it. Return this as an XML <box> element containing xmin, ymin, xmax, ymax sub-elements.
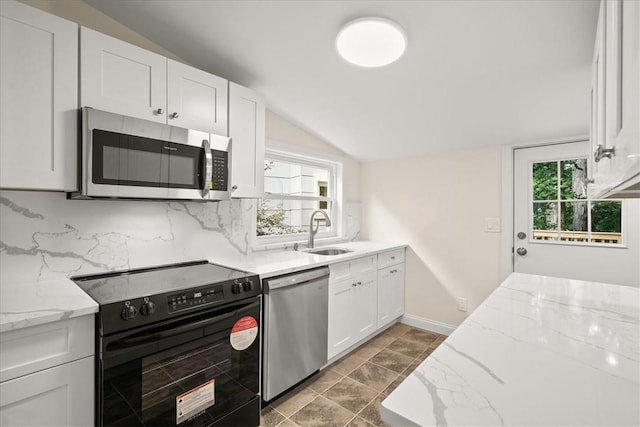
<box><xmin>400</xmin><ymin>314</ymin><xmax>456</xmax><ymax>336</ymax></box>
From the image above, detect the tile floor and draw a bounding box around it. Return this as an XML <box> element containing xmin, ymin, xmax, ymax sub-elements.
<box><xmin>260</xmin><ymin>323</ymin><xmax>447</xmax><ymax>427</ymax></box>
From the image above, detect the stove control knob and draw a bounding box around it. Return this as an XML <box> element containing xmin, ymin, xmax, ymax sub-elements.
<box><xmin>140</xmin><ymin>300</ymin><xmax>155</xmax><ymax>316</ymax></box>
<box><xmin>243</xmin><ymin>280</ymin><xmax>253</xmax><ymax>292</ymax></box>
<box><xmin>232</xmin><ymin>283</ymin><xmax>242</xmax><ymax>294</ymax></box>
<box><xmin>120</xmin><ymin>302</ymin><xmax>137</xmax><ymax>320</ymax></box>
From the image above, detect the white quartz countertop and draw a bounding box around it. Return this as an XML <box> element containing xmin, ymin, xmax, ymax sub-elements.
<box><xmin>211</xmin><ymin>241</ymin><xmax>407</xmax><ymax>278</ymax></box>
<box><xmin>0</xmin><ymin>241</ymin><xmax>405</xmax><ymax>333</ymax></box>
<box><xmin>0</xmin><ymin>279</ymin><xmax>98</xmax><ymax>333</ymax></box>
<box><xmin>381</xmin><ymin>272</ymin><xmax>640</xmax><ymax>427</ymax></box>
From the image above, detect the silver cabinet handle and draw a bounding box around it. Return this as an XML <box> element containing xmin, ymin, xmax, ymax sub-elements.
<box><xmin>390</xmin><ymin>269</ymin><xmax>397</xmax><ymax>274</ymax></box>
<box><xmin>201</xmin><ymin>139</ymin><xmax>212</xmax><ymax>198</ymax></box>
<box><xmin>594</xmin><ymin>144</ymin><xmax>615</xmax><ymax>162</ymax></box>
<box><xmin>357</xmin><ymin>281</ymin><xmax>362</xmax><ymax>286</ymax></box>
<box><xmin>154</xmin><ymin>108</ymin><xmax>164</xmax><ymax>115</ymax></box>
<box><xmin>352</xmin><ymin>283</ymin><xmax>357</xmax><ymax>287</ymax></box>
<box><xmin>391</xmin><ymin>256</ymin><xmax>395</xmax><ymax>260</ymax></box>
<box><xmin>231</xmin><ymin>185</ymin><xmax>238</xmax><ymax>191</ymax></box>
<box><xmin>516</xmin><ymin>247</ymin><xmax>527</xmax><ymax>256</ymax></box>
<box><xmin>170</xmin><ymin>112</ymin><xmax>179</xmax><ymax>119</ymax></box>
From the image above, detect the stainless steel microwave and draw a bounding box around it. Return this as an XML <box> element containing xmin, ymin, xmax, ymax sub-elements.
<box><xmin>69</xmin><ymin>107</ymin><xmax>230</xmax><ymax>201</ymax></box>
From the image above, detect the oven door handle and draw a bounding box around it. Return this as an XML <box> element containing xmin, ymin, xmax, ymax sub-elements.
<box><xmin>107</xmin><ymin>310</ymin><xmax>236</xmax><ymax>351</ymax></box>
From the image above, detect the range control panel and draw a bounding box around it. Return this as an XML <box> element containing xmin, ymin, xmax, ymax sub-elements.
<box><xmin>168</xmin><ymin>285</ymin><xmax>224</xmax><ymax>313</ymax></box>
<box><xmin>98</xmin><ymin>274</ymin><xmax>260</xmax><ymax>336</ymax></box>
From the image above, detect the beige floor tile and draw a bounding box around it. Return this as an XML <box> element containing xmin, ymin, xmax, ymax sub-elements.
<box><xmin>290</xmin><ymin>395</ymin><xmax>355</xmax><ymax>427</ymax></box>
<box><xmin>344</xmin><ymin>416</ymin><xmax>375</xmax><ymax>427</ymax></box>
<box><xmin>348</xmin><ymin>362</ymin><xmax>398</xmax><ymax>392</ymax></box>
<box><xmin>261</xmin><ymin>406</ymin><xmax>286</xmax><ymax>427</ymax></box>
<box><xmin>381</xmin><ymin>322</ymin><xmax>411</xmax><ymax>338</ymax></box>
<box><xmin>369</xmin><ymin>348</ymin><xmax>414</xmax><ymax>373</ymax></box>
<box><xmin>272</xmin><ymin>386</ymin><xmax>318</xmax><ymax>418</ymax></box>
<box><xmin>402</xmin><ymin>328</ymin><xmax>440</xmax><ymax>345</ymax></box>
<box><xmin>277</xmin><ymin>419</ymin><xmax>301</xmax><ymax>427</ymax></box>
<box><xmin>328</xmin><ymin>352</ymin><xmax>367</xmax><ymax>376</ymax></box>
<box><xmin>304</xmin><ymin>369</ymin><xmax>343</xmax><ymax>394</ymax></box>
<box><xmin>350</xmin><ymin>343</ymin><xmax>381</xmax><ymax>360</ymax></box>
<box><xmin>362</xmin><ymin>333</ymin><xmax>396</xmax><ymax>350</ymax></box>
<box><xmin>322</xmin><ymin>376</ymin><xmax>379</xmax><ymax>414</ymax></box>
<box><xmin>385</xmin><ymin>336</ymin><xmax>429</xmax><ymax>358</ymax></box>
<box><xmin>357</xmin><ymin>395</ymin><xmax>390</xmax><ymax>427</ymax></box>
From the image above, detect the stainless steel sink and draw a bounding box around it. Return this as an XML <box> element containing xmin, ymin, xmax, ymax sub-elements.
<box><xmin>305</xmin><ymin>248</ymin><xmax>352</xmax><ymax>256</ymax></box>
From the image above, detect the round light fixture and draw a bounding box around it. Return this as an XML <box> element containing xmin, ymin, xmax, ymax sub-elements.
<box><xmin>336</xmin><ymin>17</ymin><xmax>407</xmax><ymax>67</ymax></box>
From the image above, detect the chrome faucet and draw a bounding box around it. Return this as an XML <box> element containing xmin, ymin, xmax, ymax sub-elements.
<box><xmin>308</xmin><ymin>210</ymin><xmax>331</xmax><ymax>248</ymax></box>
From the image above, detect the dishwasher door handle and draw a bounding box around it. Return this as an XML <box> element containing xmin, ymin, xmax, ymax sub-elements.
<box><xmin>263</xmin><ymin>266</ymin><xmax>329</xmax><ymax>292</ymax></box>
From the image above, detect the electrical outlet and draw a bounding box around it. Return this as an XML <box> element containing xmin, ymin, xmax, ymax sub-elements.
<box><xmin>457</xmin><ymin>297</ymin><xmax>469</xmax><ymax>312</ymax></box>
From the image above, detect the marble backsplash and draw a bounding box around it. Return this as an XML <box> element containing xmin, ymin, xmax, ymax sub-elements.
<box><xmin>0</xmin><ymin>190</ymin><xmax>361</xmax><ymax>285</ymax></box>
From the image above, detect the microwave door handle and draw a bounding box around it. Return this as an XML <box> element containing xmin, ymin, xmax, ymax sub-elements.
<box><xmin>201</xmin><ymin>139</ymin><xmax>213</xmax><ymax>198</ymax></box>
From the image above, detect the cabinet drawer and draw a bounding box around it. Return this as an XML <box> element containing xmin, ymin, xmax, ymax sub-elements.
<box><xmin>378</xmin><ymin>249</ymin><xmax>405</xmax><ymax>268</ymax></box>
<box><xmin>329</xmin><ymin>255</ymin><xmax>377</xmax><ymax>282</ymax></box>
<box><xmin>0</xmin><ymin>316</ymin><xmax>94</xmax><ymax>383</ymax></box>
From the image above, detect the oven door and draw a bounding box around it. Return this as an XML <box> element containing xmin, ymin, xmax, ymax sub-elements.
<box><xmin>98</xmin><ymin>297</ymin><xmax>260</xmax><ymax>427</ymax></box>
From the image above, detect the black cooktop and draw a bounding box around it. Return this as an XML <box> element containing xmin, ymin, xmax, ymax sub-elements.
<box><xmin>73</xmin><ymin>260</ymin><xmax>254</xmax><ymax>304</ymax></box>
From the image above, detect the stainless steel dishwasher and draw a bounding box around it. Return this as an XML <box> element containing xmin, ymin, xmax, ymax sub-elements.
<box><xmin>262</xmin><ymin>266</ymin><xmax>329</xmax><ymax>402</ymax></box>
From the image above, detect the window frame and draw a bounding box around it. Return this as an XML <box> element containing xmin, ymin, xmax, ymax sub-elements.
<box><xmin>253</xmin><ymin>147</ymin><xmax>344</xmax><ymax>249</ymax></box>
<box><xmin>529</xmin><ymin>156</ymin><xmax>625</xmax><ymax>247</ymax></box>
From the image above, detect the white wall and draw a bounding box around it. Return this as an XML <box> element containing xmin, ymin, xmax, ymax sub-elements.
<box><xmin>361</xmin><ymin>146</ymin><xmax>503</xmax><ymax>327</ymax></box>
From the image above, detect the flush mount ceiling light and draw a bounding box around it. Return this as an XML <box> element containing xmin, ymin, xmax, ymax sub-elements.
<box><xmin>336</xmin><ymin>17</ymin><xmax>407</xmax><ymax>67</ymax></box>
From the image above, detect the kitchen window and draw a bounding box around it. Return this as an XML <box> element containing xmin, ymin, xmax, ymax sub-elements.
<box><xmin>256</xmin><ymin>149</ymin><xmax>341</xmax><ymax>245</ymax></box>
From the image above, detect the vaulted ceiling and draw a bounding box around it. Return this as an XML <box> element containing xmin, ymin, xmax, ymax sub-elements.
<box><xmin>85</xmin><ymin>0</ymin><xmax>600</xmax><ymax>162</ymax></box>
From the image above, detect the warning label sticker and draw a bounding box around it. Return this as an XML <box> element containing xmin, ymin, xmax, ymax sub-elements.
<box><xmin>230</xmin><ymin>316</ymin><xmax>258</xmax><ymax>351</ymax></box>
<box><xmin>176</xmin><ymin>379</ymin><xmax>215</xmax><ymax>425</ymax></box>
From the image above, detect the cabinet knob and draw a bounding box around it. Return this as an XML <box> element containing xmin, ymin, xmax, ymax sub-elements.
<box><xmin>352</xmin><ymin>283</ymin><xmax>357</xmax><ymax>287</ymax></box>
<box><xmin>231</xmin><ymin>185</ymin><xmax>238</xmax><ymax>191</ymax></box>
<box><xmin>170</xmin><ymin>112</ymin><xmax>180</xmax><ymax>119</ymax></box>
<box><xmin>154</xmin><ymin>108</ymin><xmax>164</xmax><ymax>115</ymax></box>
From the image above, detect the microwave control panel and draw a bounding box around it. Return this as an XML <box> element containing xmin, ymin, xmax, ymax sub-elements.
<box><xmin>210</xmin><ymin>149</ymin><xmax>228</xmax><ymax>191</ymax></box>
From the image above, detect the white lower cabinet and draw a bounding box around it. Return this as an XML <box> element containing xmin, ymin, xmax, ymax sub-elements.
<box><xmin>0</xmin><ymin>356</ymin><xmax>94</xmax><ymax>427</ymax></box>
<box><xmin>327</xmin><ymin>249</ymin><xmax>406</xmax><ymax>360</ymax></box>
<box><xmin>377</xmin><ymin>263</ymin><xmax>406</xmax><ymax>329</ymax></box>
<box><xmin>327</xmin><ymin>256</ymin><xmax>377</xmax><ymax>359</ymax></box>
<box><xmin>0</xmin><ymin>315</ymin><xmax>95</xmax><ymax>426</ymax></box>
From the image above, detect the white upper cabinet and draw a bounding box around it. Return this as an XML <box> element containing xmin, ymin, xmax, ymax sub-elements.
<box><xmin>81</xmin><ymin>27</ymin><xmax>228</xmax><ymax>135</ymax></box>
<box><xmin>0</xmin><ymin>0</ymin><xmax>77</xmax><ymax>191</ymax></box>
<box><xmin>590</xmin><ymin>0</ymin><xmax>640</xmax><ymax>198</ymax></box>
<box><xmin>228</xmin><ymin>82</ymin><xmax>265</xmax><ymax>198</ymax></box>
<box><xmin>80</xmin><ymin>26</ymin><xmax>167</xmax><ymax>124</ymax></box>
<box><xmin>167</xmin><ymin>59</ymin><xmax>228</xmax><ymax>135</ymax></box>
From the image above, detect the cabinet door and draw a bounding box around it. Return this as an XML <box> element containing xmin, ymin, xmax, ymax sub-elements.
<box><xmin>0</xmin><ymin>356</ymin><xmax>94</xmax><ymax>427</ymax></box>
<box><xmin>0</xmin><ymin>1</ymin><xmax>77</xmax><ymax>191</ymax></box>
<box><xmin>377</xmin><ymin>264</ymin><xmax>406</xmax><ymax>329</ymax></box>
<box><xmin>353</xmin><ymin>271</ymin><xmax>377</xmax><ymax>343</ymax></box>
<box><xmin>229</xmin><ymin>82</ymin><xmax>265</xmax><ymax>198</ymax></box>
<box><xmin>80</xmin><ymin>26</ymin><xmax>166</xmax><ymax>123</ymax></box>
<box><xmin>167</xmin><ymin>59</ymin><xmax>228</xmax><ymax>135</ymax></box>
<box><xmin>327</xmin><ymin>278</ymin><xmax>355</xmax><ymax>360</ymax></box>
<box><xmin>589</xmin><ymin>0</ymin><xmax>608</xmax><ymax>189</ymax></box>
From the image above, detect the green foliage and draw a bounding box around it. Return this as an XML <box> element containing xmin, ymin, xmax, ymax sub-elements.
<box><xmin>256</xmin><ymin>200</ymin><xmax>302</xmax><ymax>236</ymax></box>
<box><xmin>533</xmin><ymin>162</ymin><xmax>557</xmax><ymax>200</ymax></box>
<box><xmin>592</xmin><ymin>201</ymin><xmax>621</xmax><ymax>233</ymax></box>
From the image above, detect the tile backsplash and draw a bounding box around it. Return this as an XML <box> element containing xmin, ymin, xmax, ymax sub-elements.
<box><xmin>0</xmin><ymin>191</ymin><xmax>254</xmax><ymax>285</ymax></box>
<box><xmin>0</xmin><ymin>191</ymin><xmax>362</xmax><ymax>285</ymax></box>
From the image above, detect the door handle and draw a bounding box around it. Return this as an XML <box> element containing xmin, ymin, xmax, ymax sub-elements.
<box><xmin>516</xmin><ymin>247</ymin><xmax>527</xmax><ymax>256</ymax></box>
<box><xmin>201</xmin><ymin>139</ymin><xmax>212</xmax><ymax>198</ymax></box>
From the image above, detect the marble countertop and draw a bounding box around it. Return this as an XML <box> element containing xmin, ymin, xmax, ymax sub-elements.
<box><xmin>0</xmin><ymin>279</ymin><xmax>98</xmax><ymax>333</ymax></box>
<box><xmin>211</xmin><ymin>241</ymin><xmax>407</xmax><ymax>278</ymax></box>
<box><xmin>0</xmin><ymin>241</ymin><xmax>405</xmax><ymax>333</ymax></box>
<box><xmin>381</xmin><ymin>272</ymin><xmax>640</xmax><ymax>426</ymax></box>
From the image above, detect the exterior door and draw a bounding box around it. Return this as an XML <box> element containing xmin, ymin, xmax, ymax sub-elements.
<box><xmin>514</xmin><ymin>141</ymin><xmax>639</xmax><ymax>286</ymax></box>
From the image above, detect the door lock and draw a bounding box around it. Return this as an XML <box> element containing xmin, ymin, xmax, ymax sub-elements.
<box><xmin>516</xmin><ymin>247</ymin><xmax>527</xmax><ymax>256</ymax></box>
<box><xmin>517</xmin><ymin>232</ymin><xmax>527</xmax><ymax>240</ymax></box>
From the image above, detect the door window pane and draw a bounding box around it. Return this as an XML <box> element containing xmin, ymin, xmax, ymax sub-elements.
<box><xmin>532</xmin><ymin>162</ymin><xmax>557</xmax><ymax>200</ymax></box>
<box><xmin>560</xmin><ymin>201</ymin><xmax>588</xmax><ymax>242</ymax></box>
<box><xmin>560</xmin><ymin>159</ymin><xmax>587</xmax><ymax>200</ymax></box>
<box><xmin>591</xmin><ymin>201</ymin><xmax>622</xmax><ymax>244</ymax></box>
<box><xmin>533</xmin><ymin>202</ymin><xmax>558</xmax><ymax>240</ymax></box>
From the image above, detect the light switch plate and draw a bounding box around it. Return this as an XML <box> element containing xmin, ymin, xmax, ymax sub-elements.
<box><xmin>484</xmin><ymin>217</ymin><xmax>501</xmax><ymax>233</ymax></box>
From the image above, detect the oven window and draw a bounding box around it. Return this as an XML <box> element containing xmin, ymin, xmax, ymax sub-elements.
<box><xmin>101</xmin><ymin>305</ymin><xmax>260</xmax><ymax>426</ymax></box>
